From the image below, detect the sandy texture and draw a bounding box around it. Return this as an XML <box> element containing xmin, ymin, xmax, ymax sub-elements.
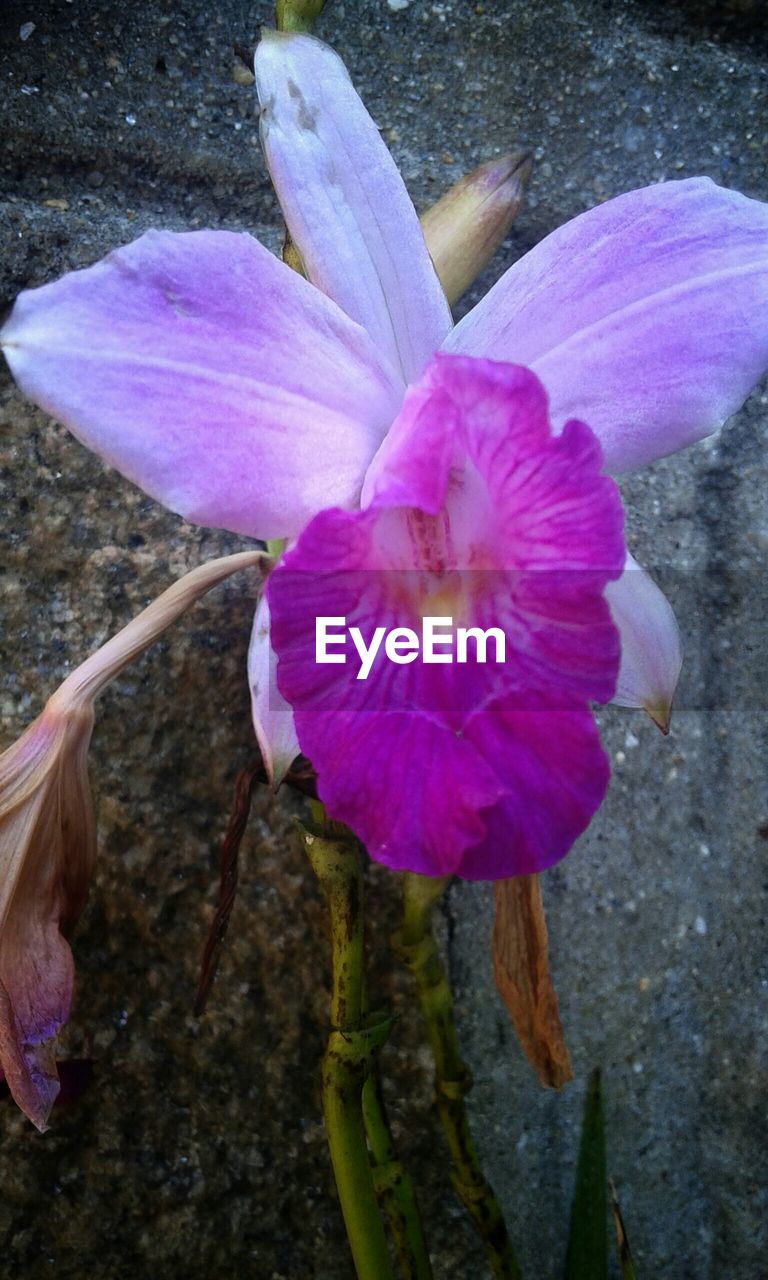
<box><xmin>1</xmin><ymin>1</ymin><xmax>766</xmax><ymax>1275</ymax></box>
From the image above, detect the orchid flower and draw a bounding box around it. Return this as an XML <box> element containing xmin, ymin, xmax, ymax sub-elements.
<box><xmin>0</xmin><ymin>553</ymin><xmax>265</xmax><ymax>1129</ymax></box>
<box><xmin>2</xmin><ymin>33</ymin><xmax>767</xmax><ymax>881</ymax></box>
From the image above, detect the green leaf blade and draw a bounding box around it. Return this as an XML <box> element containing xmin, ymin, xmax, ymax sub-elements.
<box><xmin>564</xmin><ymin>1067</ymin><xmax>608</xmax><ymax>1280</ymax></box>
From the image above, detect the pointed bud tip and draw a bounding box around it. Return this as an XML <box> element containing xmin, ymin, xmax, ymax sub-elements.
<box><xmin>643</xmin><ymin>698</ymin><xmax>673</xmax><ymax>734</ymax></box>
<box><xmin>265</xmin><ymin>748</ymin><xmax>299</xmax><ymax>791</ymax></box>
<box><xmin>493</xmin><ymin>148</ymin><xmax>534</xmax><ymax>187</ymax></box>
<box><xmin>451</xmin><ymin>149</ymin><xmax>533</xmax><ymax>201</ymax></box>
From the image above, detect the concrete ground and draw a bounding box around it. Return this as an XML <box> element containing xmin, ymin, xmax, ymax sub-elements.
<box><xmin>0</xmin><ymin>0</ymin><xmax>766</xmax><ymax>1276</ymax></box>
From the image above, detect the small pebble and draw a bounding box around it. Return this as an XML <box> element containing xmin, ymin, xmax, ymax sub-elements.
<box><xmin>387</xmin><ymin>0</ymin><xmax>412</xmax><ymax>9</ymax></box>
<box><xmin>19</xmin><ymin>21</ymin><xmax>36</xmax><ymax>41</ymax></box>
<box><xmin>233</xmin><ymin>60</ymin><xmax>255</xmax><ymax>87</ymax></box>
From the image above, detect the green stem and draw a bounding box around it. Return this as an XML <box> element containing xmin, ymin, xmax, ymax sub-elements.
<box><xmin>265</xmin><ymin>537</ymin><xmax>287</xmax><ymax>560</ymax></box>
<box><xmin>362</xmin><ymin>1071</ymin><xmax>434</xmax><ymax>1279</ymax></box>
<box><xmin>275</xmin><ymin>0</ymin><xmax>326</xmax><ymax>34</ymax></box>
<box><xmin>394</xmin><ymin>873</ymin><xmax>522</xmax><ymax>1280</ymax></box>
<box><xmin>300</xmin><ymin>821</ymin><xmax>394</xmax><ymax>1280</ymax></box>
<box><xmin>322</xmin><ymin>1019</ymin><xmax>396</xmax><ymax>1280</ymax></box>
<box><xmin>303</xmin><ymin>821</ymin><xmax>365</xmax><ymax>1029</ymax></box>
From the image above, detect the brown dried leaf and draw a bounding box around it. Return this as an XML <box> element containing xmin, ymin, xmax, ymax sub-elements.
<box><xmin>492</xmin><ymin>874</ymin><xmax>573</xmax><ymax>1089</ymax></box>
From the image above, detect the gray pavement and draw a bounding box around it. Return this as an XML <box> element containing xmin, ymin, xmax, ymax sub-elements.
<box><xmin>0</xmin><ymin>1</ymin><xmax>766</xmax><ymax>1275</ymax></box>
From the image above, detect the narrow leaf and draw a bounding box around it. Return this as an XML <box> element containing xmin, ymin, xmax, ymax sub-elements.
<box><xmin>564</xmin><ymin>1068</ymin><xmax>608</xmax><ymax>1280</ymax></box>
<box><xmin>492</xmin><ymin>874</ymin><xmax>573</xmax><ymax>1088</ymax></box>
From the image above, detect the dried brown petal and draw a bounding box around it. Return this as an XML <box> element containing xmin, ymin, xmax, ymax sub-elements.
<box><xmin>492</xmin><ymin>873</ymin><xmax>572</xmax><ymax>1089</ymax></box>
<box><xmin>0</xmin><ymin>550</ymin><xmax>266</xmax><ymax>1128</ymax></box>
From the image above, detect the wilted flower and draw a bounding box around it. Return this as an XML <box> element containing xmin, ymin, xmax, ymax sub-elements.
<box><xmin>0</xmin><ymin>552</ymin><xmax>264</xmax><ymax>1128</ymax></box>
<box><xmin>0</xmin><ymin>697</ymin><xmax>95</xmax><ymax>1131</ymax></box>
<box><xmin>2</xmin><ymin>33</ymin><xmax>767</xmax><ymax>881</ymax></box>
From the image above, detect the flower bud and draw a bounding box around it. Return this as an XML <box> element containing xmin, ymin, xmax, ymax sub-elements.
<box><xmin>421</xmin><ymin>151</ymin><xmax>533</xmax><ymax>306</ymax></box>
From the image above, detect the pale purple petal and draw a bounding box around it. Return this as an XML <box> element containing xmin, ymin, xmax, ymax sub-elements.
<box><xmin>248</xmin><ymin>595</ymin><xmax>300</xmax><ymax>788</ymax></box>
<box><xmin>1</xmin><ymin>229</ymin><xmax>403</xmax><ymax>540</ymax></box>
<box><xmin>269</xmin><ymin>355</ymin><xmax>624</xmax><ymax>878</ymax></box>
<box><xmin>606</xmin><ymin>552</ymin><xmax>682</xmax><ymax>732</ymax></box>
<box><xmin>445</xmin><ymin>178</ymin><xmax>768</xmax><ymax>470</ymax></box>
<box><xmin>254</xmin><ymin>32</ymin><xmax>451</xmax><ymax>383</ymax></box>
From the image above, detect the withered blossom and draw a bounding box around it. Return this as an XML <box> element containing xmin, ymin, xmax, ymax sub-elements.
<box><xmin>0</xmin><ymin>551</ymin><xmax>265</xmax><ymax>1129</ymax></box>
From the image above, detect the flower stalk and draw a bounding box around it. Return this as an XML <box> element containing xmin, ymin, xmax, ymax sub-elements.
<box><xmin>362</xmin><ymin>1069</ymin><xmax>434</xmax><ymax>1279</ymax></box>
<box><xmin>299</xmin><ymin>815</ymin><xmax>394</xmax><ymax>1279</ymax></box>
<box><xmin>393</xmin><ymin>873</ymin><xmax>522</xmax><ymax>1280</ymax></box>
<box><xmin>275</xmin><ymin>0</ymin><xmax>326</xmax><ymax>34</ymax></box>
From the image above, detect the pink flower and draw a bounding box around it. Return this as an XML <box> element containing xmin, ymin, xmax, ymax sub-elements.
<box><xmin>2</xmin><ymin>33</ymin><xmax>767</xmax><ymax>880</ymax></box>
<box><xmin>269</xmin><ymin>354</ymin><xmax>624</xmax><ymax>876</ymax></box>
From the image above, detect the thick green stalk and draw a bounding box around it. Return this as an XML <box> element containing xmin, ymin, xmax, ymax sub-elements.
<box><xmin>362</xmin><ymin>1070</ymin><xmax>434</xmax><ymax>1279</ymax></box>
<box><xmin>300</xmin><ymin>821</ymin><xmax>394</xmax><ymax>1280</ymax></box>
<box><xmin>322</xmin><ymin>1019</ymin><xmax>396</xmax><ymax>1280</ymax></box>
<box><xmin>394</xmin><ymin>873</ymin><xmax>522</xmax><ymax>1280</ymax></box>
